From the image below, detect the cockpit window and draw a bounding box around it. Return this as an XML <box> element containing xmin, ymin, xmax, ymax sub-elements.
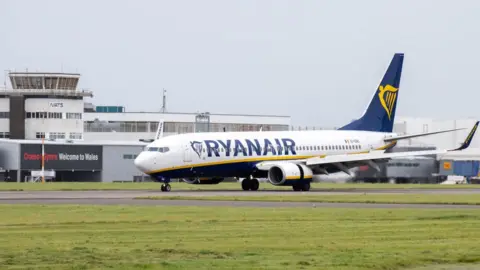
<box><xmin>158</xmin><ymin>147</ymin><xmax>170</xmax><ymax>153</ymax></box>
<box><xmin>145</xmin><ymin>146</ymin><xmax>170</xmax><ymax>153</ymax></box>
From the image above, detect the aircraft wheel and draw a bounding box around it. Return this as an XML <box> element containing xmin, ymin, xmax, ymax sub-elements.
<box><xmin>161</xmin><ymin>183</ymin><xmax>171</xmax><ymax>192</ymax></box>
<box><xmin>292</xmin><ymin>184</ymin><xmax>302</xmax><ymax>191</ymax></box>
<box><xmin>302</xmin><ymin>182</ymin><xmax>311</xmax><ymax>191</ymax></box>
<box><xmin>241</xmin><ymin>179</ymin><xmax>251</xmax><ymax>191</ymax></box>
<box><xmin>250</xmin><ymin>179</ymin><xmax>259</xmax><ymax>191</ymax></box>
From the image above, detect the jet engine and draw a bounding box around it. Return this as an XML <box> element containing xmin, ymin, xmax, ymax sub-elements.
<box><xmin>182</xmin><ymin>177</ymin><xmax>224</xmax><ymax>185</ymax></box>
<box><xmin>267</xmin><ymin>163</ymin><xmax>313</xmax><ymax>186</ymax></box>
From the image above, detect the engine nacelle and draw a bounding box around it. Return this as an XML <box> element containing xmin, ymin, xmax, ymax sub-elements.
<box><xmin>182</xmin><ymin>177</ymin><xmax>224</xmax><ymax>185</ymax></box>
<box><xmin>267</xmin><ymin>163</ymin><xmax>313</xmax><ymax>186</ymax></box>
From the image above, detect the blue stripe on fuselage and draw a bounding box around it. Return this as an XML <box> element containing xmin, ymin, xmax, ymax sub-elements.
<box><xmin>149</xmin><ymin>161</ymin><xmax>259</xmax><ymax>179</ymax></box>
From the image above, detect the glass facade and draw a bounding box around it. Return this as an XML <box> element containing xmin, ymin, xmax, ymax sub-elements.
<box><xmin>10</xmin><ymin>75</ymin><xmax>79</xmax><ymax>90</ymax></box>
<box><xmin>84</xmin><ymin>121</ymin><xmax>289</xmax><ymax>133</ymax></box>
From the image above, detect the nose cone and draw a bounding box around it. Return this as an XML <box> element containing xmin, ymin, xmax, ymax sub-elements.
<box><xmin>134</xmin><ymin>152</ymin><xmax>149</xmax><ymax>173</ymax></box>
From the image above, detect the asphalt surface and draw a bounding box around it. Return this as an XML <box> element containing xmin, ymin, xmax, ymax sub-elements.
<box><xmin>0</xmin><ymin>188</ymin><xmax>479</xmax><ymax>208</ymax></box>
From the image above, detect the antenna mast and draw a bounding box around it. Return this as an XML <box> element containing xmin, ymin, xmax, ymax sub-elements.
<box><xmin>161</xmin><ymin>89</ymin><xmax>167</xmax><ymax>113</ymax></box>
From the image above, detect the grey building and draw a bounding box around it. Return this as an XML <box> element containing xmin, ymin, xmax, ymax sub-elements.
<box><xmin>0</xmin><ymin>139</ymin><xmax>148</xmax><ymax>182</ymax></box>
<box><xmin>353</xmin><ymin>146</ymin><xmax>440</xmax><ymax>183</ymax></box>
<box><xmin>102</xmin><ymin>144</ymin><xmax>150</xmax><ymax>182</ymax></box>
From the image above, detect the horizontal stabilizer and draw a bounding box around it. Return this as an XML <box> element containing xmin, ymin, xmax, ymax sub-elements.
<box><xmin>384</xmin><ymin>128</ymin><xmax>466</xmax><ymax>142</ymax></box>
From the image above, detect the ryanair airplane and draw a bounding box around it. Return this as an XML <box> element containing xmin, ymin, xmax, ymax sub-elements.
<box><xmin>134</xmin><ymin>53</ymin><xmax>479</xmax><ymax>192</ymax></box>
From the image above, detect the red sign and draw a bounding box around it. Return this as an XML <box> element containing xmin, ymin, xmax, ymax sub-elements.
<box><xmin>23</xmin><ymin>153</ymin><xmax>59</xmax><ymax>161</ymax></box>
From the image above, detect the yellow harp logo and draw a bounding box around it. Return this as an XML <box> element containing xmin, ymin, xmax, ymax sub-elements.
<box><xmin>378</xmin><ymin>84</ymin><xmax>398</xmax><ymax>120</ymax></box>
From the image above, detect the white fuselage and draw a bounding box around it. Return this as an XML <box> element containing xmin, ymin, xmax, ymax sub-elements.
<box><xmin>134</xmin><ymin>130</ymin><xmax>396</xmax><ymax>181</ymax></box>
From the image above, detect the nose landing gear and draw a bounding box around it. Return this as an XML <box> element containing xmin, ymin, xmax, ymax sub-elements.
<box><xmin>161</xmin><ymin>183</ymin><xmax>171</xmax><ymax>192</ymax></box>
<box><xmin>157</xmin><ymin>176</ymin><xmax>172</xmax><ymax>192</ymax></box>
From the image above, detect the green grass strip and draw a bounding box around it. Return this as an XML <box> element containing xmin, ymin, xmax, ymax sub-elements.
<box><xmin>136</xmin><ymin>193</ymin><xmax>480</xmax><ymax>205</ymax></box>
<box><xmin>0</xmin><ymin>205</ymin><xmax>479</xmax><ymax>269</ymax></box>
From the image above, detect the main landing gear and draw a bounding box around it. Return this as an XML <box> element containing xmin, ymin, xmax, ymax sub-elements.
<box><xmin>292</xmin><ymin>182</ymin><xmax>310</xmax><ymax>192</ymax></box>
<box><xmin>241</xmin><ymin>178</ymin><xmax>260</xmax><ymax>191</ymax></box>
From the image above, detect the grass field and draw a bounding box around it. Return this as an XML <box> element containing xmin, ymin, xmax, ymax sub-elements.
<box><xmin>0</xmin><ymin>181</ymin><xmax>479</xmax><ymax>191</ymax></box>
<box><xmin>137</xmin><ymin>193</ymin><xmax>480</xmax><ymax>205</ymax></box>
<box><xmin>0</xmin><ymin>205</ymin><xmax>479</xmax><ymax>270</ymax></box>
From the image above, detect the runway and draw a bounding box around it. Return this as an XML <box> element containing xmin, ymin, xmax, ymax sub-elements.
<box><xmin>0</xmin><ymin>188</ymin><xmax>479</xmax><ymax>208</ymax></box>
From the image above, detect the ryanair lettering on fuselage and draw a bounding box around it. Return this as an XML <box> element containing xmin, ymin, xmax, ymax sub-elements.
<box><xmin>191</xmin><ymin>138</ymin><xmax>297</xmax><ymax>157</ymax></box>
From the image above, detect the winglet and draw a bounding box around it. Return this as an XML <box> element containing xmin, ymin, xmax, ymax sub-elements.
<box><xmin>450</xmin><ymin>121</ymin><xmax>479</xmax><ymax>151</ymax></box>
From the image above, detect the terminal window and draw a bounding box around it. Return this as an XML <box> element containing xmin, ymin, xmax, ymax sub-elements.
<box><xmin>49</xmin><ymin>132</ymin><xmax>66</xmax><ymax>140</ymax></box>
<box><xmin>26</xmin><ymin>112</ymin><xmax>81</xmax><ymax>119</ymax></box>
<box><xmin>69</xmin><ymin>132</ymin><xmax>82</xmax><ymax>140</ymax></box>
<box><xmin>27</xmin><ymin>112</ymin><xmax>60</xmax><ymax>119</ymax></box>
<box><xmin>48</xmin><ymin>112</ymin><xmax>62</xmax><ymax>119</ymax></box>
<box><xmin>66</xmin><ymin>113</ymin><xmax>82</xmax><ymax>119</ymax></box>
<box><xmin>0</xmin><ymin>112</ymin><xmax>9</xmax><ymax>118</ymax></box>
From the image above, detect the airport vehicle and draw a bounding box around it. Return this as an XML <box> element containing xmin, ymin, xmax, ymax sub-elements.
<box><xmin>134</xmin><ymin>53</ymin><xmax>478</xmax><ymax>192</ymax></box>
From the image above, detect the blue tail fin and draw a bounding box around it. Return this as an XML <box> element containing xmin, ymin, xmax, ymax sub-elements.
<box><xmin>339</xmin><ymin>53</ymin><xmax>404</xmax><ymax>133</ymax></box>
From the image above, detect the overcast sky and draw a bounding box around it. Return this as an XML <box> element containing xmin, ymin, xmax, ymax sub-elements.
<box><xmin>1</xmin><ymin>0</ymin><xmax>479</xmax><ymax>127</ymax></box>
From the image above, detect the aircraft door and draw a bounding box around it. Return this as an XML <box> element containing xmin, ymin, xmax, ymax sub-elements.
<box><xmin>183</xmin><ymin>144</ymin><xmax>192</xmax><ymax>162</ymax></box>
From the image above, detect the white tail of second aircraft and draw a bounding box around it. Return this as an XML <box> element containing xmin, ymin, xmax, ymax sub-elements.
<box><xmin>155</xmin><ymin>119</ymin><xmax>164</xmax><ymax>140</ymax></box>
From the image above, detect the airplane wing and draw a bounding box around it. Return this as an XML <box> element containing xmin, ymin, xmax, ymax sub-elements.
<box><xmin>383</xmin><ymin>127</ymin><xmax>467</xmax><ymax>142</ymax></box>
<box><xmin>256</xmin><ymin>121</ymin><xmax>479</xmax><ymax>175</ymax></box>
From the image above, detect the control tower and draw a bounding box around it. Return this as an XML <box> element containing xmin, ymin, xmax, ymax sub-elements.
<box><xmin>0</xmin><ymin>71</ymin><xmax>93</xmax><ymax>140</ymax></box>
